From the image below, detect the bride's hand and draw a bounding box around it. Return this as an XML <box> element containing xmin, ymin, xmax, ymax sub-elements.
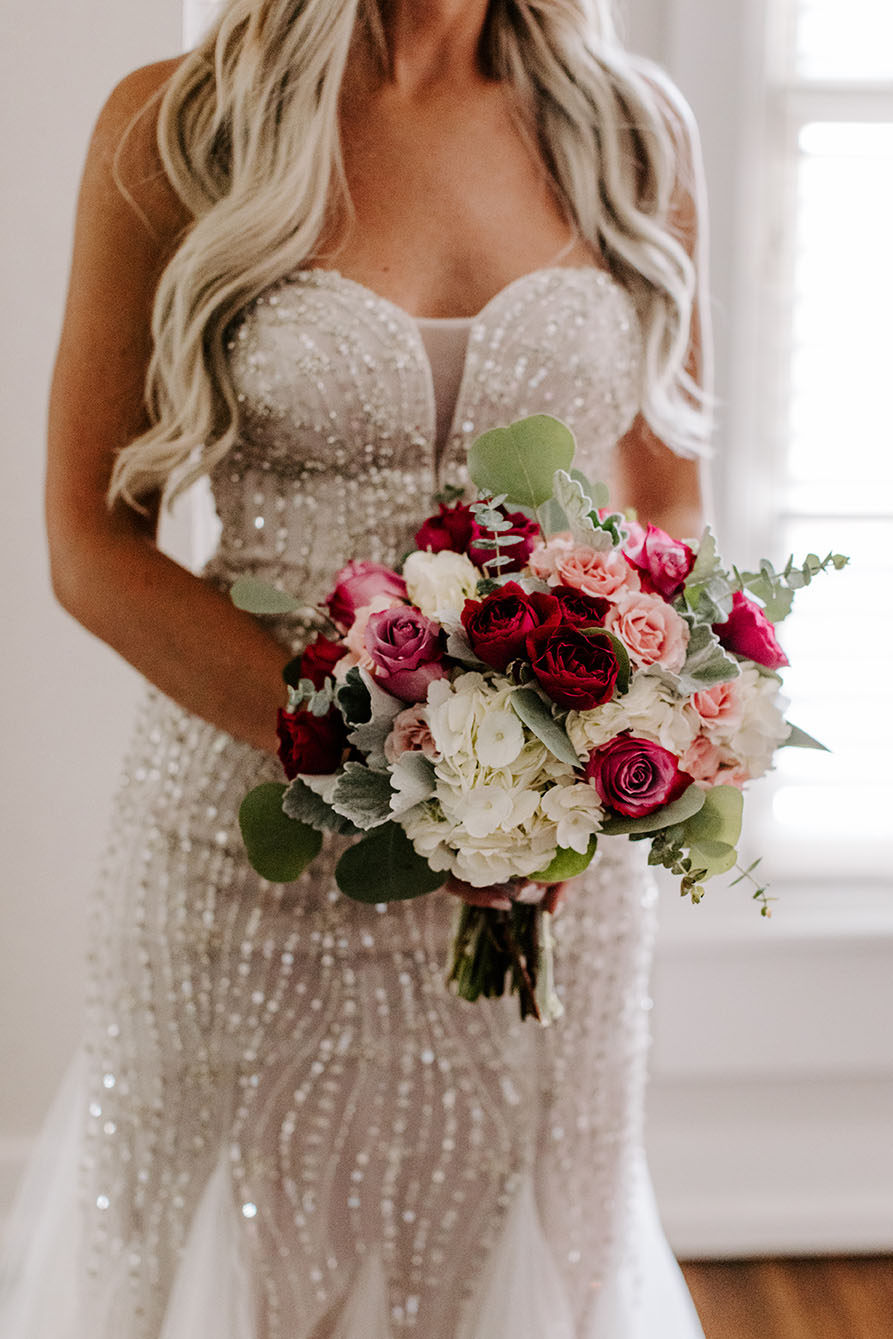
<box><xmin>444</xmin><ymin>875</ymin><xmax>570</xmax><ymax>915</ymax></box>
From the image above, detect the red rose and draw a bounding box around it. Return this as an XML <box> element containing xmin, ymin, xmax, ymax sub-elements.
<box><xmin>525</xmin><ymin>625</ymin><xmax>619</xmax><ymax>710</ymax></box>
<box><xmin>461</xmin><ymin>582</ymin><xmax>561</xmax><ymax>672</ymax></box>
<box><xmin>468</xmin><ymin>509</ymin><xmax>540</xmax><ymax>574</ymax></box>
<box><xmin>623</xmin><ymin>523</ymin><xmax>695</xmax><ymax>600</ymax></box>
<box><xmin>713</xmin><ymin>591</ymin><xmax>789</xmax><ymax>670</ymax></box>
<box><xmin>326</xmin><ymin>561</ymin><xmax>407</xmax><ymax>630</ymax></box>
<box><xmin>548</xmin><ymin>585</ymin><xmax>611</xmax><ymax>630</ymax></box>
<box><xmin>299</xmin><ymin>635</ymin><xmax>347</xmax><ymax>689</ymax></box>
<box><xmin>415</xmin><ymin>501</ymin><xmax>475</xmax><ymax>554</ymax></box>
<box><xmin>586</xmin><ymin>734</ymin><xmax>692</xmax><ymax>817</ymax></box>
<box><xmin>276</xmin><ymin>707</ymin><xmax>346</xmax><ymax>778</ymax></box>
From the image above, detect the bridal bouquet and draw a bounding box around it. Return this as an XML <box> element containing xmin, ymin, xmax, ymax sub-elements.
<box><xmin>233</xmin><ymin>416</ymin><xmax>846</xmax><ymax>1021</ymax></box>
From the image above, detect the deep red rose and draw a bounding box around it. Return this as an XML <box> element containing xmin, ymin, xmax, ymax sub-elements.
<box><xmin>525</xmin><ymin>625</ymin><xmax>619</xmax><ymax>710</ymax></box>
<box><xmin>276</xmin><ymin>706</ymin><xmax>346</xmax><ymax>779</ymax></box>
<box><xmin>461</xmin><ymin>582</ymin><xmax>561</xmax><ymax>672</ymax></box>
<box><xmin>586</xmin><ymin>734</ymin><xmax>693</xmax><ymax>817</ymax></box>
<box><xmin>325</xmin><ymin>561</ymin><xmax>407</xmax><ymax>631</ymax></box>
<box><xmin>415</xmin><ymin>501</ymin><xmax>476</xmax><ymax>554</ymax></box>
<box><xmin>623</xmin><ymin>523</ymin><xmax>695</xmax><ymax>600</ymax></box>
<box><xmin>299</xmin><ymin>635</ymin><xmax>347</xmax><ymax>689</ymax></box>
<box><xmin>713</xmin><ymin>591</ymin><xmax>789</xmax><ymax>670</ymax></box>
<box><xmin>468</xmin><ymin>509</ymin><xmax>541</xmax><ymax>574</ymax></box>
<box><xmin>548</xmin><ymin>585</ymin><xmax>611</xmax><ymax>630</ymax></box>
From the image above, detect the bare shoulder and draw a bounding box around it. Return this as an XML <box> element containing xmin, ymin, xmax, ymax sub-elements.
<box><xmin>86</xmin><ymin>56</ymin><xmax>194</xmax><ymax>245</ymax></box>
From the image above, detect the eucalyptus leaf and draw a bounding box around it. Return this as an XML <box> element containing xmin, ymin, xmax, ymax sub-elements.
<box><xmin>230</xmin><ymin>575</ymin><xmax>302</xmax><ymax>615</ymax></box>
<box><xmin>510</xmin><ymin>688</ymin><xmax>580</xmax><ymax>767</ymax></box>
<box><xmin>330</xmin><ymin>762</ymin><xmax>394</xmax><ymax>830</ymax></box>
<box><xmin>599</xmin><ymin>784</ymin><xmax>706</xmax><ymax>835</ymax></box>
<box><xmin>687</xmin><ymin>840</ymin><xmax>738</xmax><ymax>879</ymax></box>
<box><xmin>682</xmin><ymin>785</ymin><xmax>743</xmax><ymax>851</ymax></box>
<box><xmin>335</xmin><ymin>822</ymin><xmax>446</xmax><ymax>902</ymax></box>
<box><xmin>282</xmin><ymin>776</ymin><xmax>361</xmax><ymax>836</ymax></box>
<box><xmin>531</xmin><ymin>837</ymin><xmax>598</xmax><ymax>881</ymax></box>
<box><xmin>781</xmin><ymin>722</ymin><xmax>830</xmax><ymax>751</ymax></box>
<box><xmin>468</xmin><ymin>415</ymin><xmax>576</xmax><ymax>509</ymax></box>
<box><xmin>238</xmin><ymin>783</ymin><xmax>323</xmax><ymax>883</ymax></box>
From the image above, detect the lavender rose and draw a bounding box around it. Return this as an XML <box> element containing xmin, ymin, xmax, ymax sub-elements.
<box><xmin>586</xmin><ymin>734</ymin><xmax>693</xmax><ymax>817</ymax></box>
<box><xmin>365</xmin><ymin>605</ymin><xmax>445</xmax><ymax>702</ymax></box>
<box><xmin>326</xmin><ymin>561</ymin><xmax>407</xmax><ymax>631</ymax></box>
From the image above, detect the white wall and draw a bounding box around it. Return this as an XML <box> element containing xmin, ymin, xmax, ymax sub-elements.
<box><xmin>2</xmin><ymin>0</ymin><xmax>891</xmax><ymax>1258</ymax></box>
<box><xmin>0</xmin><ymin>0</ymin><xmax>183</xmax><ymax>1213</ymax></box>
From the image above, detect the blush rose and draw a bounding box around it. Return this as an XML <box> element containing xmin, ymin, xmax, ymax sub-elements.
<box><xmin>605</xmin><ymin>591</ymin><xmax>690</xmax><ymax>671</ymax></box>
<box><xmin>552</xmin><ymin>545</ymin><xmax>641</xmax><ymax>602</ymax></box>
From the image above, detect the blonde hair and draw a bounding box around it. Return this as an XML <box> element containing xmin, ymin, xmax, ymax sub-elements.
<box><xmin>109</xmin><ymin>0</ymin><xmax>712</xmax><ymax>509</ymax></box>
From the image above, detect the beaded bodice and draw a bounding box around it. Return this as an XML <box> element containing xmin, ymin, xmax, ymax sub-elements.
<box><xmin>205</xmin><ymin>265</ymin><xmax>643</xmax><ymax>645</ymax></box>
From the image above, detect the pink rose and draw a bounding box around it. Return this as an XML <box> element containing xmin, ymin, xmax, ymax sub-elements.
<box><xmin>587</xmin><ymin>734</ymin><xmax>693</xmax><ymax>817</ymax></box>
<box><xmin>679</xmin><ymin>733</ymin><xmax>724</xmax><ymax>784</ymax></box>
<box><xmin>528</xmin><ymin>532</ymin><xmax>575</xmax><ymax>582</ymax></box>
<box><xmin>344</xmin><ymin>595</ymin><xmax>404</xmax><ymax>669</ymax></box>
<box><xmin>326</xmin><ymin>561</ymin><xmax>407</xmax><ymax>631</ymax></box>
<box><xmin>384</xmin><ymin>706</ymin><xmax>440</xmax><ymax>763</ymax></box>
<box><xmin>691</xmin><ymin>680</ymin><xmax>744</xmax><ymax>737</ymax></box>
<box><xmin>623</xmin><ymin>522</ymin><xmax>694</xmax><ymax>600</ymax></box>
<box><xmin>552</xmin><ymin>545</ymin><xmax>641</xmax><ymax>601</ymax></box>
<box><xmin>364</xmin><ymin>605</ymin><xmax>445</xmax><ymax>703</ymax></box>
<box><xmin>713</xmin><ymin>592</ymin><xmax>789</xmax><ymax>670</ymax></box>
<box><xmin>605</xmin><ymin>591</ymin><xmax>690</xmax><ymax>671</ymax></box>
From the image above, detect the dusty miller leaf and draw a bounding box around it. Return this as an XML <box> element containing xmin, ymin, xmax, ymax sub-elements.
<box><xmin>282</xmin><ymin>776</ymin><xmax>360</xmax><ymax>835</ymax></box>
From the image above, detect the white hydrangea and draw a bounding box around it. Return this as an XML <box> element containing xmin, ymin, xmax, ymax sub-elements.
<box><xmin>723</xmin><ymin>665</ymin><xmax>791</xmax><ymax>779</ymax></box>
<box><xmin>565</xmin><ymin>672</ymin><xmax>699</xmax><ymax>760</ymax></box>
<box><xmin>540</xmin><ymin>781</ymin><xmax>604</xmax><ymax>854</ymax></box>
<box><xmin>402</xmin><ymin>550</ymin><xmax>479</xmax><ymax>621</ymax></box>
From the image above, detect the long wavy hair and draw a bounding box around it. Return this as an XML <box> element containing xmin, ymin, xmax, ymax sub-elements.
<box><xmin>108</xmin><ymin>0</ymin><xmax>712</xmax><ymax>508</ymax></box>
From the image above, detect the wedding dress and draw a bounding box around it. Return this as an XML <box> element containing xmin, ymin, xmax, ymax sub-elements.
<box><xmin>0</xmin><ymin>264</ymin><xmax>705</xmax><ymax>1338</ymax></box>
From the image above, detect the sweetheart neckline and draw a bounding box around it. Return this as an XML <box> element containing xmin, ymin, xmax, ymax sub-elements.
<box><xmin>285</xmin><ymin>262</ymin><xmax>626</xmax><ymax>326</ymax></box>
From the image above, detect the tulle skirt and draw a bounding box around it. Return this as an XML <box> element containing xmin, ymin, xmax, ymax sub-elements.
<box><xmin>0</xmin><ymin>1047</ymin><xmax>704</xmax><ymax>1339</ymax></box>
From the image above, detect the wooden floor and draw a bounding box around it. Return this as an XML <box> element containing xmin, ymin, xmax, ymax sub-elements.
<box><xmin>680</xmin><ymin>1257</ymin><xmax>893</xmax><ymax>1339</ymax></box>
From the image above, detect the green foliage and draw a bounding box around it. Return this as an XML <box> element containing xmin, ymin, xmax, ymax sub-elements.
<box><xmin>287</xmin><ymin>677</ymin><xmax>335</xmax><ymax>717</ymax></box>
<box><xmin>238</xmin><ymin>783</ymin><xmax>323</xmax><ymax>882</ymax></box>
<box><xmin>468</xmin><ymin>415</ymin><xmax>576</xmax><ymax>509</ymax></box>
<box><xmin>230</xmin><ymin>575</ymin><xmax>302</xmax><ymax>615</ymax></box>
<box><xmin>733</xmin><ymin>551</ymin><xmax>849</xmax><ymax>625</ymax></box>
<box><xmin>282</xmin><ymin>777</ymin><xmax>360</xmax><ymax>836</ymax></box>
<box><xmin>335</xmin><ymin>823</ymin><xmax>446</xmax><ymax>902</ymax></box>
<box><xmin>336</xmin><ymin>666</ymin><xmax>371</xmax><ymax>726</ymax></box>
<box><xmin>531</xmin><ymin>837</ymin><xmax>598</xmax><ymax>881</ymax></box>
<box><xmin>681</xmin><ymin>784</ymin><xmax>742</xmax><ymax>879</ymax></box>
<box><xmin>599</xmin><ymin>784</ymin><xmax>706</xmax><ymax>836</ymax></box>
<box><xmin>509</xmin><ymin>688</ymin><xmax>580</xmax><ymax>766</ymax></box>
<box><xmin>781</xmin><ymin>722</ymin><xmax>830</xmax><ymax>751</ymax></box>
<box><xmin>672</xmin><ymin>617</ymin><xmax>741</xmax><ymax>694</ymax></box>
<box><xmin>330</xmin><ymin>762</ymin><xmax>394</xmax><ymax>830</ymax></box>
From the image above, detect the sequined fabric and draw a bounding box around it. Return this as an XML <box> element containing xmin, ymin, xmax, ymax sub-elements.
<box><xmin>74</xmin><ymin>266</ymin><xmax>672</xmax><ymax>1336</ymax></box>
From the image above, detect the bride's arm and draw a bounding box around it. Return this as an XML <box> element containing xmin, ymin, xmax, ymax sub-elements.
<box><xmin>46</xmin><ymin>64</ymin><xmax>288</xmax><ymax>755</ymax></box>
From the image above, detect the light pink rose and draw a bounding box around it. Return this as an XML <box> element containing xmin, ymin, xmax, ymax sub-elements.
<box><xmin>384</xmin><ymin>707</ymin><xmax>440</xmax><ymax>763</ymax></box>
<box><xmin>528</xmin><ymin>531</ymin><xmax>575</xmax><ymax>582</ymax></box>
<box><xmin>680</xmin><ymin>733</ymin><xmax>724</xmax><ymax>783</ymax></box>
<box><xmin>552</xmin><ymin>546</ymin><xmax>641</xmax><ymax>601</ymax></box>
<box><xmin>605</xmin><ymin>591</ymin><xmax>689</xmax><ymax>671</ymax></box>
<box><xmin>691</xmin><ymin>680</ymin><xmax>745</xmax><ymax>737</ymax></box>
<box><xmin>326</xmin><ymin>560</ymin><xmax>407</xmax><ymax>631</ymax></box>
<box><xmin>343</xmin><ymin>595</ymin><xmax>404</xmax><ymax>670</ymax></box>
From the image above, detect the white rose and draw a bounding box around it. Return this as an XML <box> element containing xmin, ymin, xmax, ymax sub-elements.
<box><xmin>540</xmin><ymin>781</ymin><xmax>604</xmax><ymax>853</ymax></box>
<box><xmin>403</xmin><ymin>550</ymin><xmax>479</xmax><ymax>620</ymax></box>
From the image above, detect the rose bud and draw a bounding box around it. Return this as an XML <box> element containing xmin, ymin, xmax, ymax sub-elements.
<box><xmin>461</xmin><ymin>582</ymin><xmax>561</xmax><ymax>672</ymax></box>
<box><xmin>276</xmin><ymin>706</ymin><xmax>347</xmax><ymax>779</ymax></box>
<box><xmin>548</xmin><ymin>585</ymin><xmax>611</xmax><ymax>629</ymax></box>
<box><xmin>299</xmin><ymin>634</ymin><xmax>347</xmax><ymax>689</ymax></box>
<box><xmin>623</xmin><ymin>523</ymin><xmax>695</xmax><ymax>600</ymax></box>
<box><xmin>415</xmin><ymin>501</ymin><xmax>475</xmax><ymax>554</ymax></box>
<box><xmin>713</xmin><ymin>591</ymin><xmax>789</xmax><ymax>670</ymax></box>
<box><xmin>467</xmin><ymin>509</ymin><xmax>540</xmax><ymax>573</ymax></box>
<box><xmin>586</xmin><ymin>734</ymin><xmax>693</xmax><ymax>817</ymax></box>
<box><xmin>326</xmin><ymin>560</ymin><xmax>407</xmax><ymax>631</ymax></box>
<box><xmin>364</xmin><ymin>605</ymin><xmax>445</xmax><ymax>703</ymax></box>
<box><xmin>525</xmin><ymin>625</ymin><xmax>619</xmax><ymax>710</ymax></box>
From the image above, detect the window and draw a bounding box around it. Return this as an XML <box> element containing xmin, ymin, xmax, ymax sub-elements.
<box><xmin>752</xmin><ymin>0</ymin><xmax>893</xmax><ymax>881</ymax></box>
<box><xmin>183</xmin><ymin>1</ymin><xmax>220</xmax><ymax>49</ymax></box>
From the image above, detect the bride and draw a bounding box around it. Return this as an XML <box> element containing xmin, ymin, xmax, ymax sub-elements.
<box><xmin>2</xmin><ymin>1</ymin><xmax>712</xmax><ymax>1335</ymax></box>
